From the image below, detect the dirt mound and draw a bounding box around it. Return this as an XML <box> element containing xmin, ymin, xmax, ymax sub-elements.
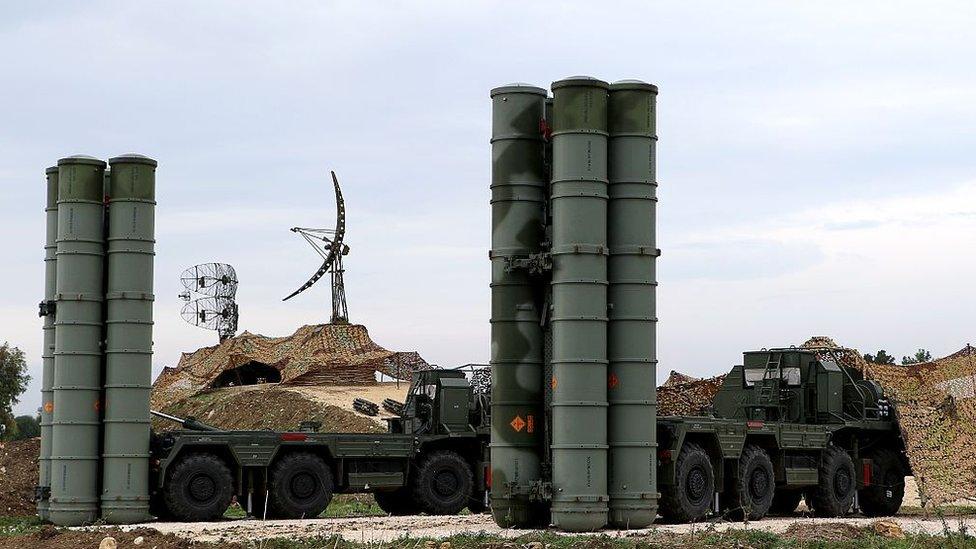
<box><xmin>152</xmin><ymin>323</ymin><xmax>429</xmax><ymax>410</ymax></box>
<box><xmin>156</xmin><ymin>385</ymin><xmax>385</xmax><ymax>433</ymax></box>
<box><xmin>784</xmin><ymin>521</ymin><xmax>866</xmax><ymax>542</ymax></box>
<box><xmin>0</xmin><ymin>526</ymin><xmax>238</xmax><ymax>549</ymax></box>
<box><xmin>0</xmin><ymin>438</ymin><xmax>39</xmax><ymax>516</ymax></box>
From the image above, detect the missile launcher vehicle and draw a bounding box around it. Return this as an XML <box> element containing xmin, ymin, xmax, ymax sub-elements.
<box><xmin>656</xmin><ymin>347</ymin><xmax>908</xmax><ymax>523</ymax></box>
<box><xmin>148</xmin><ymin>369</ymin><xmax>490</xmax><ymax>521</ymax></box>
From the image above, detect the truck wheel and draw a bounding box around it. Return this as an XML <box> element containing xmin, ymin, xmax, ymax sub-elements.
<box><xmin>769</xmin><ymin>489</ymin><xmax>803</xmax><ymax>515</ymax></box>
<box><xmin>808</xmin><ymin>446</ymin><xmax>855</xmax><ymax>517</ymax></box>
<box><xmin>659</xmin><ymin>443</ymin><xmax>714</xmax><ymax>523</ymax></box>
<box><xmin>374</xmin><ymin>487</ymin><xmax>416</xmax><ymax>516</ymax></box>
<box><xmin>268</xmin><ymin>452</ymin><xmax>334</xmax><ymax>519</ymax></box>
<box><xmin>858</xmin><ymin>448</ymin><xmax>905</xmax><ymax>517</ymax></box>
<box><xmin>412</xmin><ymin>450</ymin><xmax>473</xmax><ymax>515</ymax></box>
<box><xmin>726</xmin><ymin>445</ymin><xmax>775</xmax><ymax>520</ymax></box>
<box><xmin>162</xmin><ymin>453</ymin><xmax>234</xmax><ymax>521</ymax></box>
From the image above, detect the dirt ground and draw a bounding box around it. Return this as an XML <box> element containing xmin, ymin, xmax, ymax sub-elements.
<box><xmin>101</xmin><ymin>513</ymin><xmax>976</xmax><ymax>544</ymax></box>
<box><xmin>0</xmin><ymin>438</ymin><xmax>38</xmax><ymax>516</ymax></box>
<box><xmin>290</xmin><ymin>382</ymin><xmax>411</xmax><ymax>425</ymax></box>
<box><xmin>0</xmin><ymin>525</ymin><xmax>239</xmax><ymax>549</ymax></box>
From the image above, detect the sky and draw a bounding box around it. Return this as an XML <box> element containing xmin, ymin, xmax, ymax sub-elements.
<box><xmin>2</xmin><ymin>1</ymin><xmax>975</xmax><ymax>416</ymax></box>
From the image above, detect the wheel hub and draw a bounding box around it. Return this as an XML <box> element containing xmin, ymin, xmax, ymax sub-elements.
<box><xmin>749</xmin><ymin>467</ymin><xmax>770</xmax><ymax>500</ymax></box>
<box><xmin>188</xmin><ymin>473</ymin><xmax>216</xmax><ymax>503</ymax></box>
<box><xmin>433</xmin><ymin>468</ymin><xmax>460</xmax><ymax>498</ymax></box>
<box><xmin>834</xmin><ymin>468</ymin><xmax>852</xmax><ymax>497</ymax></box>
<box><xmin>290</xmin><ymin>472</ymin><xmax>318</xmax><ymax>500</ymax></box>
<box><xmin>686</xmin><ymin>466</ymin><xmax>707</xmax><ymax>502</ymax></box>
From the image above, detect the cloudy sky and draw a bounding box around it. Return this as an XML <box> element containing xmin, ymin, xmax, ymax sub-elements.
<box><xmin>2</xmin><ymin>2</ymin><xmax>975</xmax><ymax>416</ymax></box>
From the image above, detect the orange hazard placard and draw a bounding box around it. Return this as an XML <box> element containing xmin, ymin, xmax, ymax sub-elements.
<box><xmin>43</xmin><ymin>402</ymin><xmax>54</xmax><ymax>413</ymax></box>
<box><xmin>510</xmin><ymin>415</ymin><xmax>526</xmax><ymax>432</ymax></box>
<box><xmin>608</xmin><ymin>373</ymin><xmax>619</xmax><ymax>389</ymax></box>
<box><xmin>551</xmin><ymin>376</ymin><xmax>557</xmax><ymax>390</ymax></box>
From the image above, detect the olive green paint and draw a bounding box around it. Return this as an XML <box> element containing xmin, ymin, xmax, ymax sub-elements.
<box><xmin>549</xmin><ymin>76</ymin><xmax>610</xmax><ymax>532</ymax></box>
<box><xmin>101</xmin><ymin>154</ymin><xmax>157</xmax><ymax>524</ymax></box>
<box><xmin>49</xmin><ymin>155</ymin><xmax>106</xmax><ymax>526</ymax></box>
<box><xmin>489</xmin><ymin>84</ymin><xmax>548</xmax><ymax>529</ymax></box>
<box><xmin>607</xmin><ymin>81</ymin><xmax>658</xmax><ymax>528</ymax></box>
<box><xmin>37</xmin><ymin>166</ymin><xmax>59</xmax><ymax>521</ymax></box>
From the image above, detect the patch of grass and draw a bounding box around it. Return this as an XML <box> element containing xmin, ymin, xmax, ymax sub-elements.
<box><xmin>900</xmin><ymin>505</ymin><xmax>976</xmax><ymax>517</ymax></box>
<box><xmin>0</xmin><ymin>516</ymin><xmax>44</xmax><ymax>537</ymax></box>
<box><xmin>321</xmin><ymin>494</ymin><xmax>385</xmax><ymax>518</ymax></box>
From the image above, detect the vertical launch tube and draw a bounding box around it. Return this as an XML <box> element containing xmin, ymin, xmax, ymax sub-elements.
<box><xmin>607</xmin><ymin>81</ymin><xmax>659</xmax><ymax>528</ymax></box>
<box><xmin>101</xmin><ymin>154</ymin><xmax>157</xmax><ymax>524</ymax></box>
<box><xmin>489</xmin><ymin>84</ymin><xmax>548</xmax><ymax>528</ymax></box>
<box><xmin>49</xmin><ymin>155</ymin><xmax>107</xmax><ymax>526</ymax></box>
<box><xmin>37</xmin><ymin>166</ymin><xmax>60</xmax><ymax>521</ymax></box>
<box><xmin>549</xmin><ymin>76</ymin><xmax>610</xmax><ymax>532</ymax></box>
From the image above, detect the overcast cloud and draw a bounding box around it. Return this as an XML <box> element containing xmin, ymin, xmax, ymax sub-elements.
<box><xmin>2</xmin><ymin>1</ymin><xmax>975</xmax><ymax>416</ymax></box>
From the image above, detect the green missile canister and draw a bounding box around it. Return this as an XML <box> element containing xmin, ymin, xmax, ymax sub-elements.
<box><xmin>37</xmin><ymin>166</ymin><xmax>60</xmax><ymax>521</ymax></box>
<box><xmin>50</xmin><ymin>155</ymin><xmax>107</xmax><ymax>526</ymax></box>
<box><xmin>101</xmin><ymin>154</ymin><xmax>157</xmax><ymax>524</ymax></box>
<box><xmin>607</xmin><ymin>80</ymin><xmax>659</xmax><ymax>528</ymax></box>
<box><xmin>489</xmin><ymin>84</ymin><xmax>548</xmax><ymax>528</ymax></box>
<box><xmin>549</xmin><ymin>76</ymin><xmax>610</xmax><ymax>532</ymax></box>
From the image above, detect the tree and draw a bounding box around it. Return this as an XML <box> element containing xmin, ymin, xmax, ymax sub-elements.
<box><xmin>902</xmin><ymin>348</ymin><xmax>933</xmax><ymax>365</ymax></box>
<box><xmin>14</xmin><ymin>415</ymin><xmax>40</xmax><ymax>440</ymax></box>
<box><xmin>863</xmin><ymin>350</ymin><xmax>896</xmax><ymax>365</ymax></box>
<box><xmin>0</xmin><ymin>342</ymin><xmax>30</xmax><ymax>440</ymax></box>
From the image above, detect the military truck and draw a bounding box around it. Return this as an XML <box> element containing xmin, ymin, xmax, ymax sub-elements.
<box><xmin>656</xmin><ymin>347</ymin><xmax>908</xmax><ymax>523</ymax></box>
<box><xmin>148</xmin><ymin>369</ymin><xmax>490</xmax><ymax>521</ymax></box>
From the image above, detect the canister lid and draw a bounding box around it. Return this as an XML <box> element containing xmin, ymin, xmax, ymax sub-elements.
<box><xmin>57</xmin><ymin>155</ymin><xmax>106</xmax><ymax>167</ymax></box>
<box><xmin>109</xmin><ymin>153</ymin><xmax>158</xmax><ymax>167</ymax></box>
<box><xmin>610</xmin><ymin>80</ymin><xmax>658</xmax><ymax>93</ymax></box>
<box><xmin>45</xmin><ymin>166</ymin><xmax>59</xmax><ymax>175</ymax></box>
<box><xmin>551</xmin><ymin>76</ymin><xmax>610</xmax><ymax>90</ymax></box>
<box><xmin>490</xmin><ymin>83</ymin><xmax>548</xmax><ymax>98</ymax></box>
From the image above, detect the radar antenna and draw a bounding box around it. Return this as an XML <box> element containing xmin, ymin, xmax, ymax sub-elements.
<box><xmin>179</xmin><ymin>262</ymin><xmax>240</xmax><ymax>341</ymax></box>
<box><xmin>283</xmin><ymin>171</ymin><xmax>350</xmax><ymax>324</ymax></box>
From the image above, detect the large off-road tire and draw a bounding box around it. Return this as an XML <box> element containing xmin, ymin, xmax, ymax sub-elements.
<box><xmin>374</xmin><ymin>487</ymin><xmax>416</xmax><ymax>516</ymax></box>
<box><xmin>725</xmin><ymin>445</ymin><xmax>775</xmax><ymax>521</ymax></box>
<box><xmin>162</xmin><ymin>453</ymin><xmax>234</xmax><ymax>521</ymax></box>
<box><xmin>808</xmin><ymin>446</ymin><xmax>855</xmax><ymax>517</ymax></box>
<box><xmin>268</xmin><ymin>452</ymin><xmax>334</xmax><ymax>519</ymax></box>
<box><xmin>659</xmin><ymin>443</ymin><xmax>715</xmax><ymax>523</ymax></box>
<box><xmin>858</xmin><ymin>448</ymin><xmax>905</xmax><ymax>517</ymax></box>
<box><xmin>768</xmin><ymin>488</ymin><xmax>803</xmax><ymax>516</ymax></box>
<box><xmin>412</xmin><ymin>451</ymin><xmax>473</xmax><ymax>515</ymax></box>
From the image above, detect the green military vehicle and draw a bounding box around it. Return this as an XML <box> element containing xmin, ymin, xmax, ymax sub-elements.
<box><xmin>148</xmin><ymin>369</ymin><xmax>490</xmax><ymax>521</ymax></box>
<box><xmin>656</xmin><ymin>347</ymin><xmax>908</xmax><ymax>523</ymax></box>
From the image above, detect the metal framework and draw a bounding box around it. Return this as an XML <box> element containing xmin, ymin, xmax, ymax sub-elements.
<box><xmin>283</xmin><ymin>171</ymin><xmax>350</xmax><ymax>324</ymax></box>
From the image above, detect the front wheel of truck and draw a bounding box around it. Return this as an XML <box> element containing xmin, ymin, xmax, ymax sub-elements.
<box><xmin>659</xmin><ymin>443</ymin><xmax>715</xmax><ymax>523</ymax></box>
<box><xmin>162</xmin><ymin>452</ymin><xmax>234</xmax><ymax>522</ymax></box>
<box><xmin>268</xmin><ymin>452</ymin><xmax>334</xmax><ymax>519</ymax></box>
<box><xmin>412</xmin><ymin>450</ymin><xmax>473</xmax><ymax>515</ymax></box>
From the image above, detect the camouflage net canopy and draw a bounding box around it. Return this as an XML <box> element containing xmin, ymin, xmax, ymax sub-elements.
<box><xmin>151</xmin><ymin>324</ymin><xmax>430</xmax><ymax>409</ymax></box>
<box><xmin>800</xmin><ymin>336</ymin><xmax>976</xmax><ymax>505</ymax></box>
<box><xmin>658</xmin><ymin>371</ymin><xmax>727</xmax><ymax>416</ymax></box>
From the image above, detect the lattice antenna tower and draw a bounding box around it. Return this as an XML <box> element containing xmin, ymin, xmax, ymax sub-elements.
<box><xmin>282</xmin><ymin>171</ymin><xmax>350</xmax><ymax>324</ymax></box>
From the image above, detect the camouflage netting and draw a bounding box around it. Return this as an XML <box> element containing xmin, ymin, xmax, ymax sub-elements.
<box><xmin>657</xmin><ymin>372</ymin><xmax>727</xmax><ymax>416</ymax></box>
<box><xmin>151</xmin><ymin>324</ymin><xmax>429</xmax><ymax>409</ymax></box>
<box><xmin>800</xmin><ymin>336</ymin><xmax>976</xmax><ymax>506</ymax></box>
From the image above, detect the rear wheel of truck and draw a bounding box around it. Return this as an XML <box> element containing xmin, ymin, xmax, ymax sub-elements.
<box><xmin>374</xmin><ymin>487</ymin><xmax>416</xmax><ymax>516</ymax></box>
<box><xmin>162</xmin><ymin>452</ymin><xmax>234</xmax><ymax>521</ymax></box>
<box><xmin>725</xmin><ymin>445</ymin><xmax>775</xmax><ymax>520</ymax></box>
<box><xmin>768</xmin><ymin>488</ymin><xmax>803</xmax><ymax>515</ymax></box>
<box><xmin>858</xmin><ymin>448</ymin><xmax>905</xmax><ymax>517</ymax></box>
<box><xmin>660</xmin><ymin>443</ymin><xmax>715</xmax><ymax>523</ymax></box>
<box><xmin>808</xmin><ymin>446</ymin><xmax>855</xmax><ymax>517</ymax></box>
<box><xmin>268</xmin><ymin>452</ymin><xmax>334</xmax><ymax>519</ymax></box>
<box><xmin>412</xmin><ymin>450</ymin><xmax>473</xmax><ymax>515</ymax></box>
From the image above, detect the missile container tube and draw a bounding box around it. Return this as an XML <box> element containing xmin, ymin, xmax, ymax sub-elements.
<box><xmin>37</xmin><ymin>166</ymin><xmax>60</xmax><ymax>521</ymax></box>
<box><xmin>49</xmin><ymin>155</ymin><xmax>107</xmax><ymax>526</ymax></box>
<box><xmin>606</xmin><ymin>81</ymin><xmax>659</xmax><ymax>528</ymax></box>
<box><xmin>548</xmin><ymin>76</ymin><xmax>611</xmax><ymax>532</ymax></box>
<box><xmin>489</xmin><ymin>84</ymin><xmax>549</xmax><ymax>528</ymax></box>
<box><xmin>101</xmin><ymin>154</ymin><xmax>157</xmax><ymax>524</ymax></box>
